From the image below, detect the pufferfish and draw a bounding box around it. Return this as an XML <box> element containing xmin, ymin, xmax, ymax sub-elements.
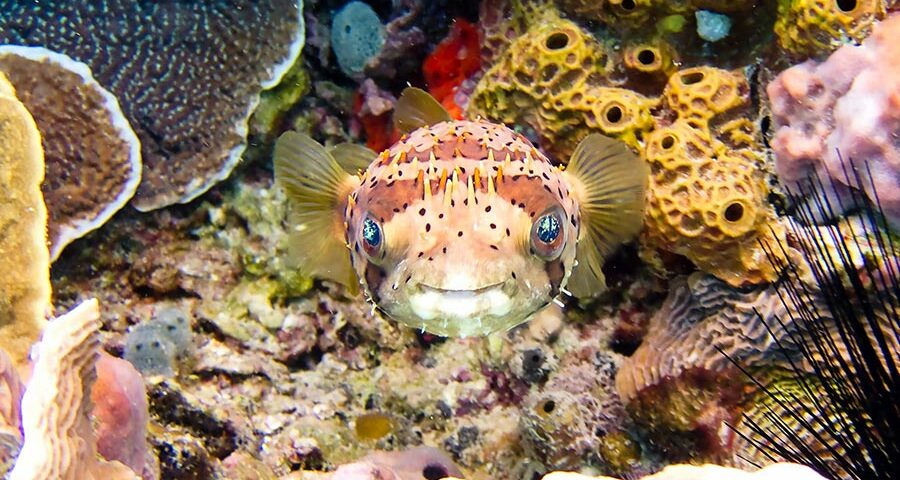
<box><xmin>274</xmin><ymin>88</ymin><xmax>647</xmax><ymax>337</ymax></box>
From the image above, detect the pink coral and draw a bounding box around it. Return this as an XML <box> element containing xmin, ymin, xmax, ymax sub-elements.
<box><xmin>768</xmin><ymin>15</ymin><xmax>900</xmax><ymax>226</ymax></box>
<box><xmin>91</xmin><ymin>352</ymin><xmax>154</xmax><ymax>479</ymax></box>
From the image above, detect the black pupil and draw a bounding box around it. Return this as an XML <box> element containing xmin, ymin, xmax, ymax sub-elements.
<box><xmin>362</xmin><ymin>218</ymin><xmax>381</xmax><ymax>246</ymax></box>
<box><xmin>537</xmin><ymin>214</ymin><xmax>560</xmax><ymax>243</ymax></box>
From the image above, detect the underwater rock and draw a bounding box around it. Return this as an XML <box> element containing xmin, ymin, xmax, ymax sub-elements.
<box><xmin>768</xmin><ymin>14</ymin><xmax>900</xmax><ymax>227</ymax></box>
<box><xmin>0</xmin><ymin>70</ymin><xmax>49</xmax><ymax>370</ymax></box>
<box><xmin>0</xmin><ymin>46</ymin><xmax>141</xmax><ymax>261</ymax></box>
<box><xmin>0</xmin><ymin>0</ymin><xmax>305</xmax><ymax>210</ymax></box>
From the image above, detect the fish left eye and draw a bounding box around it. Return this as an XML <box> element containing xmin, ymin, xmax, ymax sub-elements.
<box><xmin>531</xmin><ymin>207</ymin><xmax>566</xmax><ymax>260</ymax></box>
<box><xmin>360</xmin><ymin>217</ymin><xmax>383</xmax><ymax>259</ymax></box>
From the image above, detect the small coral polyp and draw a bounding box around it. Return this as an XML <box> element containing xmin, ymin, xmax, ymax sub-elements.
<box><xmin>775</xmin><ymin>0</ymin><xmax>886</xmax><ymax>56</ymax></box>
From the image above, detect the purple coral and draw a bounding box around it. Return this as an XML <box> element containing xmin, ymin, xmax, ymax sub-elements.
<box><xmin>768</xmin><ymin>15</ymin><xmax>900</xmax><ymax>227</ymax></box>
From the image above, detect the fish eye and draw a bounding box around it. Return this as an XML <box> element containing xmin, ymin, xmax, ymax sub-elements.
<box><xmin>531</xmin><ymin>207</ymin><xmax>566</xmax><ymax>260</ymax></box>
<box><xmin>360</xmin><ymin>217</ymin><xmax>383</xmax><ymax>258</ymax></box>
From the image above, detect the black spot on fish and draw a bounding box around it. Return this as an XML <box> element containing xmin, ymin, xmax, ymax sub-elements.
<box><xmin>490</xmin><ymin>223</ymin><xmax>496</xmax><ymax>229</ymax></box>
<box><xmin>511</xmin><ymin>271</ymin><xmax>517</xmax><ymax>279</ymax></box>
<box><xmin>542</xmin><ymin>172</ymin><xmax>550</xmax><ymax>180</ymax></box>
<box><xmin>419</xmin><ymin>208</ymin><xmax>426</xmax><ymax>216</ymax></box>
<box><xmin>490</xmin><ymin>245</ymin><xmax>499</xmax><ymax>250</ymax></box>
<box><xmin>439</xmin><ymin>213</ymin><xmax>444</xmax><ymax>219</ymax></box>
<box><xmin>485</xmin><ymin>206</ymin><xmax>492</xmax><ymax>213</ymax></box>
<box><xmin>458</xmin><ymin>231</ymin><xmax>464</xmax><ymax>237</ymax></box>
<box><xmin>442</xmin><ymin>247</ymin><xmax>447</xmax><ymax>254</ymax></box>
<box><xmin>418</xmin><ymin>252</ymin><xmax>425</xmax><ymax>258</ymax></box>
<box><xmin>426</xmin><ymin>223</ymin><xmax>432</xmax><ymax>232</ymax></box>
<box><xmin>506</xmin><ymin>228</ymin><xmax>511</xmax><ymax>237</ymax></box>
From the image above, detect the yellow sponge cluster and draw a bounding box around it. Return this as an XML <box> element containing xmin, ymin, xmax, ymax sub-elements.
<box><xmin>775</xmin><ymin>0</ymin><xmax>885</xmax><ymax>56</ymax></box>
<box><xmin>468</xmin><ymin>9</ymin><xmax>659</xmax><ymax>161</ymax></box>
<box><xmin>642</xmin><ymin>68</ymin><xmax>784</xmax><ymax>286</ymax></box>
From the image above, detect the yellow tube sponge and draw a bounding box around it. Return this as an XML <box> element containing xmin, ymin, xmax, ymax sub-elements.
<box><xmin>775</xmin><ymin>0</ymin><xmax>885</xmax><ymax>57</ymax></box>
<box><xmin>0</xmin><ymin>72</ymin><xmax>49</xmax><ymax>370</ymax></box>
<box><xmin>642</xmin><ymin>121</ymin><xmax>783</xmax><ymax>285</ymax></box>
<box><xmin>662</xmin><ymin>67</ymin><xmax>748</xmax><ymax>128</ymax></box>
<box><xmin>468</xmin><ymin>8</ymin><xmax>657</xmax><ymax>160</ymax></box>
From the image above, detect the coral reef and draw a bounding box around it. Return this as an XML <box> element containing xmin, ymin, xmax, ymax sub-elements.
<box><xmin>10</xmin><ymin>299</ymin><xmax>140</xmax><ymax>480</ymax></box>
<box><xmin>614</xmin><ymin>274</ymin><xmax>798</xmax><ymax>461</ymax></box>
<box><xmin>0</xmin><ymin>0</ymin><xmax>305</xmax><ymax>210</ymax></box>
<box><xmin>0</xmin><ymin>46</ymin><xmax>141</xmax><ymax>261</ymax></box>
<box><xmin>0</xmin><ymin>71</ymin><xmax>49</xmax><ymax>370</ymax></box>
<box><xmin>642</xmin><ymin>68</ymin><xmax>783</xmax><ymax>286</ymax></box>
<box><xmin>768</xmin><ymin>14</ymin><xmax>900</xmax><ymax>227</ymax></box>
<box><xmin>774</xmin><ymin>0</ymin><xmax>886</xmax><ymax>57</ymax></box>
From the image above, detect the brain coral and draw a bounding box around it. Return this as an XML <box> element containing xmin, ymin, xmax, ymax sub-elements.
<box><xmin>467</xmin><ymin>7</ymin><xmax>658</xmax><ymax>161</ymax></box>
<box><xmin>768</xmin><ymin>14</ymin><xmax>900</xmax><ymax>228</ymax></box>
<box><xmin>774</xmin><ymin>0</ymin><xmax>886</xmax><ymax>56</ymax></box>
<box><xmin>642</xmin><ymin>67</ymin><xmax>784</xmax><ymax>286</ymax></box>
<box><xmin>0</xmin><ymin>72</ymin><xmax>49</xmax><ymax>370</ymax></box>
<box><xmin>0</xmin><ymin>0</ymin><xmax>305</xmax><ymax>211</ymax></box>
<box><xmin>0</xmin><ymin>46</ymin><xmax>141</xmax><ymax>261</ymax></box>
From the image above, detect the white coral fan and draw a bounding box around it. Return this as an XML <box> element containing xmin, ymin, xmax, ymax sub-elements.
<box><xmin>768</xmin><ymin>16</ymin><xmax>900</xmax><ymax>227</ymax></box>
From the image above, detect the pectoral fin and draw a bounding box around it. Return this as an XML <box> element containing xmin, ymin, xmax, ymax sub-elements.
<box><xmin>562</xmin><ymin>134</ymin><xmax>648</xmax><ymax>300</ymax></box>
<box><xmin>274</xmin><ymin>131</ymin><xmax>361</xmax><ymax>293</ymax></box>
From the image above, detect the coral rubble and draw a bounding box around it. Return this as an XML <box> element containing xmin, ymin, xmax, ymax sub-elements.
<box><xmin>0</xmin><ymin>46</ymin><xmax>141</xmax><ymax>260</ymax></box>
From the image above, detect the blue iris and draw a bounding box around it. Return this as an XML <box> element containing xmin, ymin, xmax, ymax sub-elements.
<box><xmin>362</xmin><ymin>217</ymin><xmax>381</xmax><ymax>247</ymax></box>
<box><xmin>536</xmin><ymin>214</ymin><xmax>561</xmax><ymax>243</ymax></box>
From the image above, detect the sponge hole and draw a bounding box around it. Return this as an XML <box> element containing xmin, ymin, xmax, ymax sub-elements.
<box><xmin>605</xmin><ymin>105</ymin><xmax>623</xmax><ymax>123</ymax></box>
<box><xmin>724</xmin><ymin>202</ymin><xmax>745</xmax><ymax>222</ymax></box>
<box><xmin>681</xmin><ymin>71</ymin><xmax>705</xmax><ymax>85</ymax></box>
<box><xmin>836</xmin><ymin>0</ymin><xmax>857</xmax><ymax>12</ymax></box>
<box><xmin>638</xmin><ymin>49</ymin><xmax>656</xmax><ymax>65</ymax></box>
<box><xmin>545</xmin><ymin>32</ymin><xmax>570</xmax><ymax>50</ymax></box>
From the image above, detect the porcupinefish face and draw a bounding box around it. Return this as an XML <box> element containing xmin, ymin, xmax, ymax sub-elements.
<box><xmin>345</xmin><ymin>121</ymin><xmax>579</xmax><ymax>337</ymax></box>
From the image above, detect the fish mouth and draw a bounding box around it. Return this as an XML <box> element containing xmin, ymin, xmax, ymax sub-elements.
<box><xmin>420</xmin><ymin>281</ymin><xmax>506</xmax><ymax>296</ymax></box>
